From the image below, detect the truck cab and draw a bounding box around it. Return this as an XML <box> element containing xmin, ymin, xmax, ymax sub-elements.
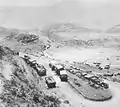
<box><xmin>23</xmin><ymin>55</ymin><xmax>31</xmax><ymax>64</ymax></box>
<box><xmin>55</xmin><ymin>64</ymin><xmax>64</xmax><ymax>75</ymax></box>
<box><xmin>45</xmin><ymin>76</ymin><xmax>56</xmax><ymax>88</ymax></box>
<box><xmin>29</xmin><ymin>60</ymin><xmax>37</xmax><ymax>67</ymax></box>
<box><xmin>104</xmin><ymin>64</ymin><xmax>110</xmax><ymax>70</ymax></box>
<box><xmin>35</xmin><ymin>64</ymin><xmax>46</xmax><ymax>76</ymax></box>
<box><xmin>84</xmin><ymin>74</ymin><xmax>93</xmax><ymax>79</ymax></box>
<box><xmin>60</xmin><ymin>70</ymin><xmax>68</xmax><ymax>81</ymax></box>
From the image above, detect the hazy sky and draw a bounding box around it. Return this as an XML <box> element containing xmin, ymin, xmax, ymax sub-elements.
<box><xmin>0</xmin><ymin>0</ymin><xmax>60</xmax><ymax>6</ymax></box>
<box><xmin>0</xmin><ymin>0</ymin><xmax>115</xmax><ymax>6</ymax></box>
<box><xmin>0</xmin><ymin>0</ymin><xmax>120</xmax><ymax>30</ymax></box>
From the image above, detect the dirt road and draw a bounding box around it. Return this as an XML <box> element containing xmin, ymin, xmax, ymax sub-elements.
<box><xmin>38</xmin><ymin>57</ymin><xmax>120</xmax><ymax>107</ymax></box>
<box><xmin>19</xmin><ymin>52</ymin><xmax>120</xmax><ymax>107</ymax></box>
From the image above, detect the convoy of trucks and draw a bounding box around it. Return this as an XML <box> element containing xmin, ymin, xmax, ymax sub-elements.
<box><xmin>19</xmin><ymin>52</ymin><xmax>109</xmax><ymax>89</ymax></box>
<box><xmin>93</xmin><ymin>61</ymin><xmax>111</xmax><ymax>70</ymax></box>
<box><xmin>49</xmin><ymin>63</ymin><xmax>68</xmax><ymax>82</ymax></box>
<box><xmin>84</xmin><ymin>74</ymin><xmax>109</xmax><ymax>89</ymax></box>
<box><xmin>23</xmin><ymin>55</ymin><xmax>46</xmax><ymax>76</ymax></box>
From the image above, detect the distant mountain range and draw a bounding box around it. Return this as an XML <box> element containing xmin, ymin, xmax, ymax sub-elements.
<box><xmin>0</xmin><ymin>22</ymin><xmax>120</xmax><ymax>53</ymax></box>
<box><xmin>106</xmin><ymin>25</ymin><xmax>120</xmax><ymax>33</ymax></box>
<box><xmin>43</xmin><ymin>23</ymin><xmax>102</xmax><ymax>33</ymax></box>
<box><xmin>1</xmin><ymin>22</ymin><xmax>120</xmax><ymax>36</ymax></box>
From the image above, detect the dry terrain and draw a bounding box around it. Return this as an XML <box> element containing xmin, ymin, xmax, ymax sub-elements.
<box><xmin>0</xmin><ymin>23</ymin><xmax>120</xmax><ymax>107</ymax></box>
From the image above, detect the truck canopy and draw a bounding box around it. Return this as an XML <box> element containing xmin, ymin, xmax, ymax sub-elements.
<box><xmin>45</xmin><ymin>76</ymin><xmax>56</xmax><ymax>83</ymax></box>
<box><xmin>60</xmin><ymin>70</ymin><xmax>67</xmax><ymax>75</ymax></box>
<box><xmin>84</xmin><ymin>74</ymin><xmax>94</xmax><ymax>78</ymax></box>
<box><xmin>99</xmin><ymin>61</ymin><xmax>111</xmax><ymax>68</ymax></box>
<box><xmin>55</xmin><ymin>64</ymin><xmax>64</xmax><ymax>70</ymax></box>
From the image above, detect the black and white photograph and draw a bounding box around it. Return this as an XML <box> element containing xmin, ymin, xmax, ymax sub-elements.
<box><xmin>0</xmin><ymin>0</ymin><xmax>120</xmax><ymax>107</ymax></box>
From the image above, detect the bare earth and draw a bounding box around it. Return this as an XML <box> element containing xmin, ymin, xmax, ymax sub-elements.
<box><xmin>46</xmin><ymin>46</ymin><xmax>120</xmax><ymax>107</ymax></box>
<box><xmin>0</xmin><ymin>26</ymin><xmax>120</xmax><ymax>107</ymax></box>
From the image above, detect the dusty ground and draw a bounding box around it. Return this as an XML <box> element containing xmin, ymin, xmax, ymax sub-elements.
<box><xmin>21</xmin><ymin>46</ymin><xmax>120</xmax><ymax>107</ymax></box>
<box><xmin>45</xmin><ymin>45</ymin><xmax>120</xmax><ymax>107</ymax></box>
<box><xmin>0</xmin><ymin>24</ymin><xmax>120</xmax><ymax>107</ymax></box>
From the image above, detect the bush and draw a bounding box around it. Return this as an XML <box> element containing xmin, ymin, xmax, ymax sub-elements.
<box><xmin>0</xmin><ymin>57</ymin><xmax>60</xmax><ymax>107</ymax></box>
<box><xmin>16</xmin><ymin>33</ymin><xmax>39</xmax><ymax>44</ymax></box>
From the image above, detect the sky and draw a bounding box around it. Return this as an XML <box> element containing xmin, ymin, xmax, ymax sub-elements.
<box><xmin>0</xmin><ymin>0</ymin><xmax>114</xmax><ymax>6</ymax></box>
<box><xmin>0</xmin><ymin>0</ymin><xmax>120</xmax><ymax>30</ymax></box>
<box><xmin>0</xmin><ymin>0</ymin><xmax>60</xmax><ymax>6</ymax></box>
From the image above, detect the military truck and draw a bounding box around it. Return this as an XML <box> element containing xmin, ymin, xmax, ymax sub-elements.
<box><xmin>29</xmin><ymin>59</ymin><xmax>46</xmax><ymax>76</ymax></box>
<box><xmin>50</xmin><ymin>63</ymin><xmax>68</xmax><ymax>81</ymax></box>
<box><xmin>50</xmin><ymin>63</ymin><xmax>64</xmax><ymax>72</ymax></box>
<box><xmin>35</xmin><ymin>64</ymin><xmax>46</xmax><ymax>76</ymax></box>
<box><xmin>93</xmin><ymin>62</ymin><xmax>101</xmax><ymax>67</ymax></box>
<box><xmin>49</xmin><ymin>63</ymin><xmax>57</xmax><ymax>71</ymax></box>
<box><xmin>84</xmin><ymin>74</ymin><xmax>94</xmax><ymax>79</ymax></box>
<box><xmin>60</xmin><ymin>70</ymin><xmax>68</xmax><ymax>81</ymax></box>
<box><xmin>81</xmin><ymin>72</ymin><xmax>87</xmax><ymax>77</ymax></box>
<box><xmin>29</xmin><ymin>60</ymin><xmax>37</xmax><ymax>67</ymax></box>
<box><xmin>55</xmin><ymin>64</ymin><xmax>64</xmax><ymax>75</ymax></box>
<box><xmin>49</xmin><ymin>63</ymin><xmax>53</xmax><ymax>68</ymax></box>
<box><xmin>49</xmin><ymin>61</ymin><xmax>57</xmax><ymax>70</ymax></box>
<box><xmin>23</xmin><ymin>55</ymin><xmax>31</xmax><ymax>64</ymax></box>
<box><xmin>45</xmin><ymin>76</ymin><xmax>56</xmax><ymax>88</ymax></box>
<box><xmin>89</xmin><ymin>76</ymin><xmax>109</xmax><ymax>89</ymax></box>
<box><xmin>16</xmin><ymin>52</ymin><xmax>19</xmax><ymax>55</ymax></box>
<box><xmin>89</xmin><ymin>81</ymin><xmax>100</xmax><ymax>89</ymax></box>
<box><xmin>104</xmin><ymin>64</ymin><xmax>110</xmax><ymax>70</ymax></box>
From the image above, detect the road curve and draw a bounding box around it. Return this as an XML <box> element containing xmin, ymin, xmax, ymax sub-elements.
<box><xmin>58</xmin><ymin>80</ymin><xmax>120</xmax><ymax>107</ymax></box>
<box><xmin>19</xmin><ymin>53</ymin><xmax>120</xmax><ymax>107</ymax></box>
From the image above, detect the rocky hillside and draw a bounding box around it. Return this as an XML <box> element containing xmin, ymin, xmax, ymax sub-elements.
<box><xmin>0</xmin><ymin>27</ymin><xmax>52</xmax><ymax>55</ymax></box>
<box><xmin>0</xmin><ymin>46</ymin><xmax>61</xmax><ymax>107</ymax></box>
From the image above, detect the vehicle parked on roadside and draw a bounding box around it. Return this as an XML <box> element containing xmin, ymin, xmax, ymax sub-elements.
<box><xmin>45</xmin><ymin>76</ymin><xmax>56</xmax><ymax>88</ymax></box>
<box><xmin>81</xmin><ymin>72</ymin><xmax>87</xmax><ymax>77</ymax></box>
<box><xmin>50</xmin><ymin>63</ymin><xmax>64</xmax><ymax>74</ymax></box>
<box><xmin>16</xmin><ymin>52</ymin><xmax>19</xmax><ymax>55</ymax></box>
<box><xmin>35</xmin><ymin>64</ymin><xmax>46</xmax><ymax>76</ymax></box>
<box><xmin>98</xmin><ymin>66</ymin><xmax>103</xmax><ymax>70</ymax></box>
<box><xmin>93</xmin><ymin>62</ymin><xmax>101</xmax><ymax>67</ymax></box>
<box><xmin>103</xmin><ymin>73</ymin><xmax>113</xmax><ymax>77</ymax></box>
<box><xmin>49</xmin><ymin>63</ymin><xmax>68</xmax><ymax>81</ymax></box>
<box><xmin>93</xmin><ymin>83</ymin><xmax>101</xmax><ymax>89</ymax></box>
<box><xmin>114</xmin><ymin>72</ymin><xmax>120</xmax><ymax>76</ymax></box>
<box><xmin>89</xmin><ymin>76</ymin><xmax>109</xmax><ymax>89</ymax></box>
<box><xmin>104</xmin><ymin>64</ymin><xmax>110</xmax><ymax>70</ymax></box>
<box><xmin>84</xmin><ymin>74</ymin><xmax>94</xmax><ymax>79</ymax></box>
<box><xmin>24</xmin><ymin>55</ymin><xmax>30</xmax><ymax>59</ymax></box>
<box><xmin>101</xmin><ymin>82</ymin><xmax>109</xmax><ymax>89</ymax></box>
<box><xmin>28</xmin><ymin>59</ymin><xmax>46</xmax><ymax>76</ymax></box>
<box><xmin>60</xmin><ymin>70</ymin><xmax>68</xmax><ymax>81</ymax></box>
<box><xmin>55</xmin><ymin>64</ymin><xmax>64</xmax><ymax>75</ymax></box>
<box><xmin>49</xmin><ymin>63</ymin><xmax>53</xmax><ymax>68</ymax></box>
<box><xmin>29</xmin><ymin>60</ymin><xmax>37</xmax><ymax>67</ymax></box>
<box><xmin>23</xmin><ymin>55</ymin><xmax>31</xmax><ymax>63</ymax></box>
<box><xmin>49</xmin><ymin>63</ymin><xmax>57</xmax><ymax>71</ymax></box>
